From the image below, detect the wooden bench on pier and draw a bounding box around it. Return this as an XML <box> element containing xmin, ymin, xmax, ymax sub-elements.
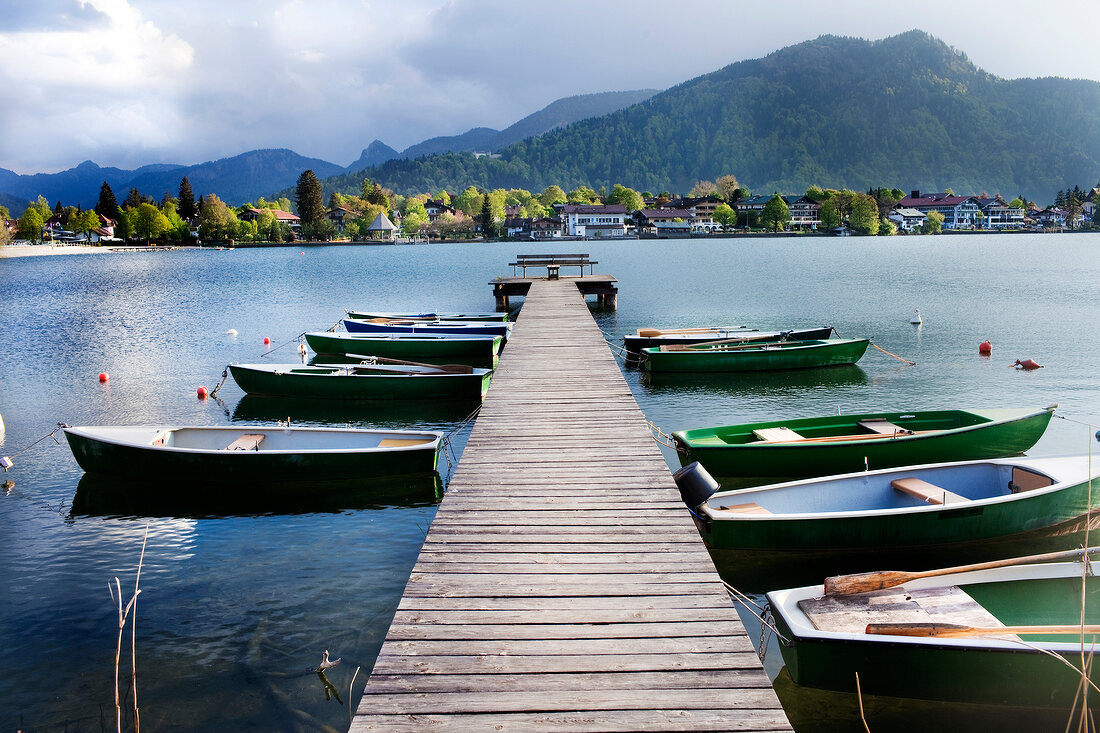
<box><xmin>508</xmin><ymin>253</ymin><xmax>597</xmax><ymax>278</ymax></box>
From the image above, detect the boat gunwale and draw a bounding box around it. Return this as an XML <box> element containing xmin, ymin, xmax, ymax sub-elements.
<box><xmin>232</xmin><ymin>363</ymin><xmax>492</xmax><ymax>378</ymax></box>
<box><xmin>641</xmin><ymin>336</ymin><xmax>869</xmax><ymax>357</ymax></box>
<box><xmin>674</xmin><ymin>405</ymin><xmax>1056</xmax><ymax>450</ymax></box>
<box><xmin>701</xmin><ymin>454</ymin><xmax>1092</xmax><ymax>522</ymax></box>
<box><xmin>767</xmin><ymin>560</ymin><xmax>1100</xmax><ymax>653</ymax></box>
<box><xmin>64</xmin><ymin>425</ymin><xmax>443</xmax><ymax>456</ymax></box>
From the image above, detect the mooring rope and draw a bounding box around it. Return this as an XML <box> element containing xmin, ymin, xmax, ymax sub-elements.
<box><xmin>646</xmin><ymin>421</ymin><xmax>676</xmax><ymax>449</ymax></box>
<box><xmin>721</xmin><ymin>580</ymin><xmax>791</xmax><ymax>646</ymax></box>
<box><xmin>871</xmin><ymin>341</ymin><xmax>916</xmax><ymax>366</ymax></box>
<box><xmin>208</xmin><ymin>365</ymin><xmax>231</xmax><ymax>398</ymax></box>
<box><xmin>2</xmin><ymin>422</ymin><xmax>69</xmax><ymax>467</ymax></box>
<box><xmin>260</xmin><ymin>331</ymin><xmax>308</xmax><ymax>359</ymax></box>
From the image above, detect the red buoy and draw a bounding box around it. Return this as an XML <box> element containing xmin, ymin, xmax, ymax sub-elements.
<box><xmin>263</xmin><ymin>336</ymin><xmax>271</xmax><ymax>345</ymax></box>
<box><xmin>98</xmin><ymin>372</ymin><xmax>109</xmax><ymax>382</ymax></box>
<box><xmin>196</xmin><ymin>385</ymin><xmax>209</xmax><ymax>398</ymax></box>
<box><xmin>978</xmin><ymin>340</ymin><xmax>992</xmax><ymax>355</ymax></box>
<box><xmin>1013</xmin><ymin>358</ymin><xmax>1043</xmax><ymax>370</ymax></box>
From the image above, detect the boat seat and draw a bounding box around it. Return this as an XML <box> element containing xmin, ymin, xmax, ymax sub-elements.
<box><xmin>752</xmin><ymin>427</ymin><xmax>804</xmax><ymax>442</ymax></box>
<box><xmin>859</xmin><ymin>419</ymin><xmax>914</xmax><ymax>435</ymax></box>
<box><xmin>714</xmin><ymin>502</ymin><xmax>772</xmax><ymax>515</ymax></box>
<box><xmin>1009</xmin><ymin>466</ymin><xmax>1054</xmax><ymax>493</ymax></box>
<box><xmin>378</xmin><ymin>438</ymin><xmax>432</xmax><ymax>447</ymax></box>
<box><xmin>891</xmin><ymin>477</ymin><xmax>967</xmax><ymax>505</ymax></box>
<box><xmin>225</xmin><ymin>433</ymin><xmax>265</xmax><ymax>451</ymax></box>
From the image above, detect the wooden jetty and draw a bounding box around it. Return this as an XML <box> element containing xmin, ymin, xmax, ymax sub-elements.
<box><xmin>352</xmin><ymin>279</ymin><xmax>790</xmax><ymax>732</ymax></box>
<box><xmin>491</xmin><ymin>274</ymin><xmax>617</xmax><ymax>310</ymax></box>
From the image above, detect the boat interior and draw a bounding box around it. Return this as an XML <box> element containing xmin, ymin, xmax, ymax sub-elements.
<box><xmin>150</xmin><ymin>427</ymin><xmax>437</xmax><ymax>451</ymax></box>
<box><xmin>709</xmin><ymin>462</ymin><xmax>1057</xmax><ymax>516</ymax></box>
<box><xmin>690</xmin><ymin>410</ymin><xmax>988</xmax><ymax>446</ymax></box>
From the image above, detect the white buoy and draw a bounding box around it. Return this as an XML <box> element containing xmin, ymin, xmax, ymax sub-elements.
<box><xmin>0</xmin><ymin>412</ymin><xmax>5</xmax><ymax>435</ymax></box>
<box><xmin>226</xmin><ymin>329</ymin><xmax>238</xmax><ymax>336</ymax></box>
<box><xmin>910</xmin><ymin>309</ymin><xmax>922</xmax><ymax>325</ymax></box>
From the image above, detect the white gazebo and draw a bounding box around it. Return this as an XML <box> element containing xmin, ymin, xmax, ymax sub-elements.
<box><xmin>366</xmin><ymin>212</ymin><xmax>396</xmax><ymax>242</ymax></box>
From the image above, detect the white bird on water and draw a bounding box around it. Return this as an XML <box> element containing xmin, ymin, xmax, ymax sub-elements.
<box><xmin>910</xmin><ymin>309</ymin><xmax>922</xmax><ymax>325</ymax></box>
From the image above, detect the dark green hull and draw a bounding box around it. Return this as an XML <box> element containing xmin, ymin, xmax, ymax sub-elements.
<box><xmin>229</xmin><ymin>364</ymin><xmax>491</xmax><ymax>401</ymax></box>
<box><xmin>675</xmin><ymin>407</ymin><xmax>1055</xmax><ymax>482</ymax></box>
<box><xmin>65</xmin><ymin>430</ymin><xmax>441</xmax><ymax>482</ymax></box>
<box><xmin>643</xmin><ymin>338</ymin><xmax>869</xmax><ymax>373</ymax></box>
<box><xmin>305</xmin><ymin>332</ymin><xmax>501</xmax><ymax>368</ymax></box>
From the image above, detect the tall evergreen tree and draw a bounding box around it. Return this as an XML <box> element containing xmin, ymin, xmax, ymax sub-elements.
<box><xmin>53</xmin><ymin>200</ymin><xmax>63</xmax><ymax>215</ymax></box>
<box><xmin>95</xmin><ymin>181</ymin><xmax>119</xmax><ymax>219</ymax></box>
<box><xmin>295</xmin><ymin>170</ymin><xmax>325</xmax><ymax>227</ymax></box>
<box><xmin>480</xmin><ymin>195</ymin><xmax>495</xmax><ymax>238</ymax></box>
<box><xmin>124</xmin><ymin>187</ymin><xmax>148</xmax><ymax>210</ymax></box>
<box><xmin>178</xmin><ymin>177</ymin><xmax>197</xmax><ymax>220</ymax></box>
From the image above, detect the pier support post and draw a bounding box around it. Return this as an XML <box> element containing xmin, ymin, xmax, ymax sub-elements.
<box><xmin>494</xmin><ymin>284</ymin><xmax>509</xmax><ymax>310</ymax></box>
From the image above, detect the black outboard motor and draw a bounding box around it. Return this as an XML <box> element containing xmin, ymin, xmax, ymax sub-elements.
<box><xmin>672</xmin><ymin>461</ymin><xmax>720</xmax><ymax>510</ymax></box>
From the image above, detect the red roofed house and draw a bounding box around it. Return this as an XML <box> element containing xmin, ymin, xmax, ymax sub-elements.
<box><xmin>895</xmin><ymin>191</ymin><xmax>981</xmax><ymax>230</ymax></box>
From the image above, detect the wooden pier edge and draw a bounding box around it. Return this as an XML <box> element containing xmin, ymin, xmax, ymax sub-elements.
<box><xmin>352</xmin><ymin>279</ymin><xmax>790</xmax><ymax>732</ymax></box>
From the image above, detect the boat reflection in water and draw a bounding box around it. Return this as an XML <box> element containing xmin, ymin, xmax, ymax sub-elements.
<box><xmin>71</xmin><ymin>471</ymin><xmax>443</xmax><ymax>518</ymax></box>
<box><xmin>231</xmin><ymin>393</ymin><xmax>482</xmax><ymax>429</ymax></box>
<box><xmin>641</xmin><ymin>364</ymin><xmax>869</xmax><ymax>398</ymax></box>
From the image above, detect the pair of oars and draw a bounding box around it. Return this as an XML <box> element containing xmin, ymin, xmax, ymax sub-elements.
<box><xmin>826</xmin><ymin>546</ymin><xmax>1100</xmax><ymax>638</ymax></box>
<box><xmin>660</xmin><ymin>334</ymin><xmax>798</xmax><ymax>352</ymax></box>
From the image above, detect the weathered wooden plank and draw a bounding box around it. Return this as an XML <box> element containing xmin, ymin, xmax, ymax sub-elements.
<box><xmin>362</xmin><ymin>669</ymin><xmax>772</xmax><ymax>694</ymax></box>
<box><xmin>370</xmin><ymin>651</ymin><xmax>763</xmax><ymax>675</ymax></box>
<box><xmin>351</xmin><ymin>710</ymin><xmax>792</xmax><ymax>732</ymax></box>
<box><xmin>389</xmin><ymin>607</ymin><xmax>740</xmax><ymax>625</ymax></box>
<box><xmin>386</xmin><ymin>620</ymin><xmax>750</xmax><ymax>641</ymax></box>
<box><xmin>359</xmin><ymin>688</ymin><xmax>785</xmax><ymax>714</ymax></box>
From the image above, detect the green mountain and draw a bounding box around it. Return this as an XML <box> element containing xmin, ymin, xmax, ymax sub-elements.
<box><xmin>336</xmin><ymin>31</ymin><xmax>1100</xmax><ymax>202</ymax></box>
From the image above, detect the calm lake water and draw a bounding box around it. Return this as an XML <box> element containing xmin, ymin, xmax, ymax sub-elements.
<box><xmin>2</xmin><ymin>234</ymin><xmax>1099</xmax><ymax>731</ymax></box>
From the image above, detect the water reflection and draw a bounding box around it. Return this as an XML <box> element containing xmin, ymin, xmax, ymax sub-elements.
<box><xmin>71</xmin><ymin>471</ymin><xmax>443</xmax><ymax>518</ymax></box>
<box><xmin>641</xmin><ymin>364</ymin><xmax>868</xmax><ymax>397</ymax></box>
<box><xmin>231</xmin><ymin>393</ymin><xmax>481</xmax><ymax>427</ymax></box>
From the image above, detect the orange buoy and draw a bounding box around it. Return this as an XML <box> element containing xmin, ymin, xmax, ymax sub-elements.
<box><xmin>978</xmin><ymin>340</ymin><xmax>992</xmax><ymax>355</ymax></box>
<box><xmin>263</xmin><ymin>336</ymin><xmax>271</xmax><ymax>345</ymax></box>
<box><xmin>1012</xmin><ymin>358</ymin><xmax>1043</xmax><ymax>370</ymax></box>
<box><xmin>98</xmin><ymin>372</ymin><xmax>109</xmax><ymax>382</ymax></box>
<box><xmin>196</xmin><ymin>385</ymin><xmax>209</xmax><ymax>398</ymax></box>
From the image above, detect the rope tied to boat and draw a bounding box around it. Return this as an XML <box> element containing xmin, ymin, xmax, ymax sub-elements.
<box><xmin>260</xmin><ymin>331</ymin><xmax>308</xmax><ymax>359</ymax></box>
<box><xmin>870</xmin><ymin>340</ymin><xmax>916</xmax><ymax>366</ymax></box>
<box><xmin>721</xmin><ymin>580</ymin><xmax>791</xmax><ymax>648</ymax></box>
<box><xmin>646</xmin><ymin>421</ymin><xmax>676</xmax><ymax>449</ymax></box>
<box><xmin>208</xmin><ymin>366</ymin><xmax>230</xmax><ymax>398</ymax></box>
<box><xmin>439</xmin><ymin>405</ymin><xmax>483</xmax><ymax>486</ymax></box>
<box><xmin>0</xmin><ymin>422</ymin><xmax>70</xmax><ymax>471</ymax></box>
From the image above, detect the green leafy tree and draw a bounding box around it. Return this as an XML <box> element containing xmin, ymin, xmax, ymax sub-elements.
<box><xmin>177</xmin><ymin>177</ymin><xmax>197</xmax><ymax>220</ymax></box>
<box><xmin>605</xmin><ymin>183</ymin><xmax>644</xmax><ymax>212</ymax></box>
<box><xmin>198</xmin><ymin>194</ymin><xmax>238</xmax><ymax>241</ymax></box>
<box><xmin>566</xmin><ymin>186</ymin><xmax>598</xmax><ymax>204</ymax></box>
<box><xmin>850</xmin><ymin>193</ymin><xmax>880</xmax><ymax>235</ymax></box>
<box><xmin>29</xmin><ymin>196</ymin><xmax>51</xmax><ymax>219</ymax></box>
<box><xmin>922</xmin><ymin>210</ymin><xmax>945</xmax><ymax>234</ymax></box>
<box><xmin>539</xmin><ymin>185</ymin><xmax>567</xmax><ymax>207</ymax></box>
<box><xmin>760</xmin><ymin>194</ymin><xmax>790</xmax><ymax>232</ymax></box>
<box><xmin>69</xmin><ymin>209</ymin><xmax>100</xmax><ymax>241</ymax></box>
<box><xmin>132</xmin><ymin>202</ymin><xmax>170</xmax><ymax>242</ymax></box>
<box><xmin>0</xmin><ymin>204</ymin><xmax>9</xmax><ymax>221</ymax></box>
<box><xmin>804</xmin><ymin>186</ymin><xmax>827</xmax><ymax>203</ymax></box>
<box><xmin>453</xmin><ymin>186</ymin><xmax>483</xmax><ymax>217</ymax></box>
<box><xmin>295</xmin><ymin>170</ymin><xmax>325</xmax><ymax>227</ymax></box>
<box><xmin>713</xmin><ymin>203</ymin><xmax>738</xmax><ymax>230</ymax></box>
<box><xmin>16</xmin><ymin>207</ymin><xmax>44</xmax><ymax>240</ymax></box>
<box><xmin>0</xmin><ymin>222</ymin><xmax>11</xmax><ymax>246</ymax></box>
<box><xmin>818</xmin><ymin>199</ymin><xmax>841</xmax><ymax>229</ymax></box>
<box><xmin>877</xmin><ymin>217</ymin><xmax>896</xmax><ymax>235</ymax></box>
<box><xmin>522</xmin><ymin>200</ymin><xmax>548</xmax><ymax>219</ymax></box>
<box><xmin>114</xmin><ymin>208</ymin><xmax>134</xmax><ymax>241</ymax></box>
<box><xmin>1008</xmin><ymin>197</ymin><xmax>1026</xmax><ymax>211</ymax></box>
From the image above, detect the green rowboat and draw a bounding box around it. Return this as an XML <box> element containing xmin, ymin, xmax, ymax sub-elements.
<box><xmin>229</xmin><ymin>362</ymin><xmax>492</xmax><ymax>401</ymax></box>
<box><xmin>345</xmin><ymin>310</ymin><xmax>509</xmax><ymax>322</ymax></box>
<box><xmin>642</xmin><ymin>337</ymin><xmax>869</xmax><ymax>372</ymax></box>
<box><xmin>304</xmin><ymin>331</ymin><xmax>502</xmax><ymax>368</ymax></box>
<box><xmin>768</xmin><ymin>557</ymin><xmax>1100</xmax><ymax>711</ymax></box>
<box><xmin>674</xmin><ymin>406</ymin><xmax>1055</xmax><ymax>483</ymax></box>
<box><xmin>64</xmin><ymin>425</ymin><xmax>442</xmax><ymax>482</ymax></box>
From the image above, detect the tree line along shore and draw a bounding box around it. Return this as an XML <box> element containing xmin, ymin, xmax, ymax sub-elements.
<box><xmin>3</xmin><ymin>171</ymin><xmax>1100</xmax><ymax>248</ymax></box>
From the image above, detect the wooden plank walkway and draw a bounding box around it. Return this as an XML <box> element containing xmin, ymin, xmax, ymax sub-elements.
<box><xmin>352</xmin><ymin>279</ymin><xmax>790</xmax><ymax>732</ymax></box>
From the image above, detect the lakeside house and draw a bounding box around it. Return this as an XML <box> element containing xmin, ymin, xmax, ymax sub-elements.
<box><xmin>424</xmin><ymin>199</ymin><xmax>456</xmax><ymax>222</ymax></box>
<box><xmin>785</xmin><ymin>195</ymin><xmax>822</xmax><ymax>230</ymax></box>
<box><xmin>240</xmin><ymin>207</ymin><xmax>301</xmax><ymax>231</ymax></box>
<box><xmin>560</xmin><ymin>204</ymin><xmax>627</xmax><ymax>238</ymax></box>
<box><xmin>896</xmin><ymin>191</ymin><xmax>982</xmax><ymax>229</ymax></box>
<box><xmin>889</xmin><ymin>207</ymin><xmax>927</xmax><ymax>232</ymax></box>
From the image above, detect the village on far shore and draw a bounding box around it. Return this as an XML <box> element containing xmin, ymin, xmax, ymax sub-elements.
<box><xmin>4</xmin><ymin>173</ymin><xmax>1100</xmax><ymax>249</ymax></box>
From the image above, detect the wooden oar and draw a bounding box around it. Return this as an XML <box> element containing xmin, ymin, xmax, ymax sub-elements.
<box><xmin>757</xmin><ymin>429</ymin><xmax>934</xmax><ymax>444</ymax></box>
<box><xmin>637</xmin><ymin>327</ymin><xmax>733</xmax><ymax>337</ymax></box>
<box><xmin>660</xmin><ymin>333</ymin><xmax>795</xmax><ymax>351</ymax></box>
<box><xmin>865</xmin><ymin>622</ymin><xmax>1100</xmax><ymax>638</ymax></box>
<box><xmin>824</xmin><ymin>545</ymin><xmax>1100</xmax><ymax>596</ymax></box>
<box><xmin>343</xmin><ymin>353</ymin><xmax>473</xmax><ymax>374</ymax></box>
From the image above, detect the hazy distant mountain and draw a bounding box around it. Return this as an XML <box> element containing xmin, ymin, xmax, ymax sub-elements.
<box><xmin>395</xmin><ymin>90</ymin><xmax>659</xmax><ymax>162</ymax></box>
<box><xmin>0</xmin><ymin>191</ymin><xmax>29</xmax><ymax>217</ymax></box>
<box><xmin>0</xmin><ymin>160</ymin><xmax>185</xmax><ymax>211</ymax></box>
<box><xmin>342</xmin><ymin>31</ymin><xmax>1100</xmax><ymax>202</ymax></box>
<box><xmin>125</xmin><ymin>149</ymin><xmax>346</xmax><ymax>204</ymax></box>
<box><xmin>345</xmin><ymin>140</ymin><xmax>401</xmax><ymax>172</ymax></box>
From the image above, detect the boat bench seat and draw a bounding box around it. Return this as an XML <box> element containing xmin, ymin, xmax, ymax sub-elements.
<box><xmin>226</xmin><ymin>433</ymin><xmax>265</xmax><ymax>451</ymax></box>
<box><xmin>891</xmin><ymin>477</ymin><xmax>967</xmax><ymax>505</ymax></box>
<box><xmin>752</xmin><ymin>426</ymin><xmax>804</xmax><ymax>442</ymax></box>
<box><xmin>714</xmin><ymin>502</ymin><xmax>772</xmax><ymax>515</ymax></box>
<box><xmin>859</xmin><ymin>419</ymin><xmax>914</xmax><ymax>435</ymax></box>
<box><xmin>378</xmin><ymin>438</ymin><xmax>432</xmax><ymax>447</ymax></box>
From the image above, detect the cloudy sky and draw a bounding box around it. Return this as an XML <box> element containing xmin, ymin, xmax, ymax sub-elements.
<box><xmin>1</xmin><ymin>0</ymin><xmax>1096</xmax><ymax>174</ymax></box>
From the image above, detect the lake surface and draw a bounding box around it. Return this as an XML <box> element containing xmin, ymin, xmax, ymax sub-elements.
<box><xmin>2</xmin><ymin>234</ymin><xmax>1099</xmax><ymax>731</ymax></box>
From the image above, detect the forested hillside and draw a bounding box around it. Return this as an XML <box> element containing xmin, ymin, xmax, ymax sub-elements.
<box><xmin>331</xmin><ymin>31</ymin><xmax>1100</xmax><ymax>202</ymax></box>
